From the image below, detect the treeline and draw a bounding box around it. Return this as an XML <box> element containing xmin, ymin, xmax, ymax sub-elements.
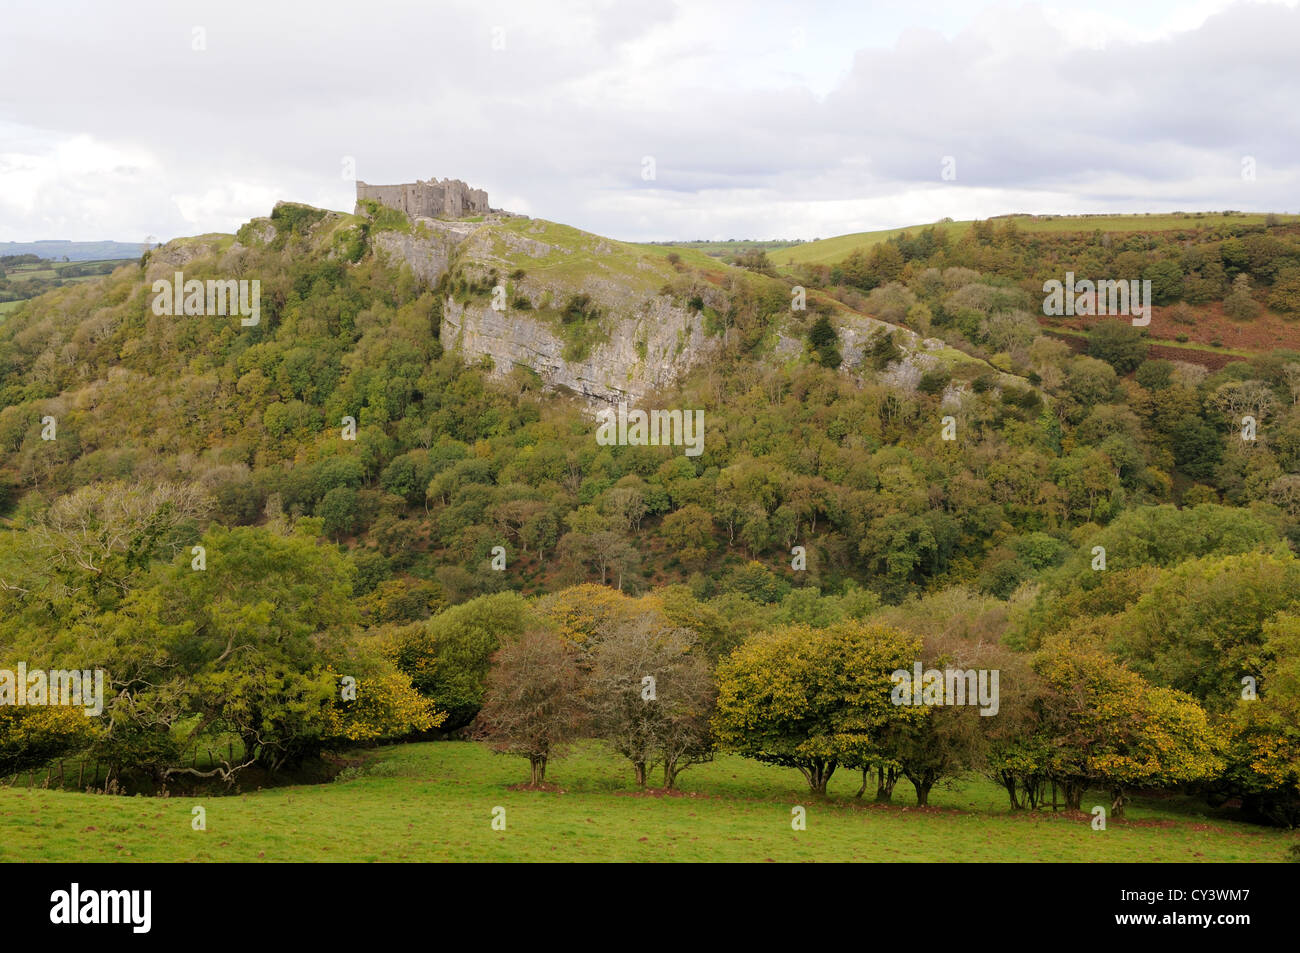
<box><xmin>4</xmin><ymin>495</ymin><xmax>1295</xmax><ymax>824</ymax></box>
<box><xmin>792</xmin><ymin>216</ymin><xmax>1300</xmax><ymax>315</ymax></box>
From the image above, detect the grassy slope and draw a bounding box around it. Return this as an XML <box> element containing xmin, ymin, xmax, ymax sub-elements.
<box><xmin>3</xmin><ymin>741</ymin><xmax>1292</xmax><ymax>862</ymax></box>
<box><xmin>778</xmin><ymin>213</ymin><xmax>1300</xmax><ymax>268</ymax></box>
<box><xmin>487</xmin><ymin>217</ymin><xmax>721</xmax><ymax>295</ymax></box>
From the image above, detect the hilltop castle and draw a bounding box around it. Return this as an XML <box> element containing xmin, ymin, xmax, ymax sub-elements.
<box><xmin>355</xmin><ymin>176</ymin><xmax>489</xmax><ymax>220</ymax></box>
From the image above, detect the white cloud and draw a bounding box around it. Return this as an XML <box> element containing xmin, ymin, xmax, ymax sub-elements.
<box><xmin>0</xmin><ymin>0</ymin><xmax>1296</xmax><ymax>242</ymax></box>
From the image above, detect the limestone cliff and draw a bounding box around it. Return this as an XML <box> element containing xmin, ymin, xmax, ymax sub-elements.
<box><xmin>441</xmin><ymin>292</ymin><xmax>714</xmax><ymax>402</ymax></box>
<box><xmin>363</xmin><ymin>209</ymin><xmax>1029</xmax><ymax>406</ymax></box>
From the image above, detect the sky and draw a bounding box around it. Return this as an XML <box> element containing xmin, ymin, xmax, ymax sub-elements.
<box><xmin>0</xmin><ymin>0</ymin><xmax>1297</xmax><ymax>244</ymax></box>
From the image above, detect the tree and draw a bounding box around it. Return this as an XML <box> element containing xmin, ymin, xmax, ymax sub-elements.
<box><xmin>558</xmin><ymin>529</ymin><xmax>639</xmax><ymax>588</ymax></box>
<box><xmin>323</xmin><ymin>667</ymin><xmax>443</xmax><ymax>744</ymax></box>
<box><xmin>1143</xmin><ymin>259</ymin><xmax>1184</xmax><ymax>305</ymax></box>
<box><xmin>0</xmin><ymin>704</ymin><xmax>97</xmax><ymax>778</ymax></box>
<box><xmin>713</xmin><ymin>621</ymin><xmax>919</xmax><ymax>794</ymax></box>
<box><xmin>982</xmin><ymin>654</ymin><xmax>1054</xmax><ymax>810</ymax></box>
<box><xmin>660</xmin><ymin>503</ymin><xmax>714</xmax><ymax>566</ymax></box>
<box><xmin>1087</xmin><ymin>320</ymin><xmax>1148</xmax><ymax>375</ymax></box>
<box><xmin>153</xmin><ymin>523</ymin><xmax>361</xmax><ymax>774</ymax></box>
<box><xmin>807</xmin><ymin>315</ymin><xmax>841</xmax><ymax>368</ymax></box>
<box><xmin>1224</xmin><ymin>273</ymin><xmax>1260</xmax><ymax>320</ymax></box>
<box><xmin>586</xmin><ymin>615</ymin><xmax>715</xmax><ymax>788</ymax></box>
<box><xmin>1111</xmin><ymin>550</ymin><xmax>1300</xmax><ymax>712</ymax></box>
<box><xmin>1267</xmin><ymin>266</ymin><xmax>1300</xmax><ymax>315</ymax></box>
<box><xmin>879</xmin><ymin>633</ymin><xmax>1008</xmax><ymax>806</ymax></box>
<box><xmin>19</xmin><ymin>480</ymin><xmax>211</xmax><ymax>596</ymax></box>
<box><xmin>1220</xmin><ymin>613</ymin><xmax>1300</xmax><ymax>825</ymax></box>
<box><xmin>1065</xmin><ymin>356</ymin><xmax>1120</xmax><ymax>411</ymax></box>
<box><xmin>981</xmin><ymin>309</ymin><xmax>1039</xmax><ymax>353</ymax></box>
<box><xmin>390</xmin><ymin>591</ymin><xmax>535</xmax><ymax>730</ymax></box>
<box><xmin>1169</xmin><ymin>414</ymin><xmax>1223</xmax><ymax>481</ymax></box>
<box><xmin>318</xmin><ymin>485</ymin><xmax>360</xmax><ymax>540</ymax></box>
<box><xmin>604</xmin><ymin>485</ymin><xmax>647</xmax><ymax>532</ymax></box>
<box><xmin>473</xmin><ymin>629</ymin><xmax>586</xmax><ymax>785</ymax></box>
<box><xmin>1035</xmin><ymin>642</ymin><xmax>1221</xmax><ymax>814</ymax></box>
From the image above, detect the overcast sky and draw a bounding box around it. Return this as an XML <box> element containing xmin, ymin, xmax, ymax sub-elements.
<box><xmin>1</xmin><ymin>0</ymin><xmax>1297</xmax><ymax>243</ymax></box>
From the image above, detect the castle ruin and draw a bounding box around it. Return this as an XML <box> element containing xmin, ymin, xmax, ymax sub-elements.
<box><xmin>355</xmin><ymin>177</ymin><xmax>489</xmax><ymax>220</ymax></box>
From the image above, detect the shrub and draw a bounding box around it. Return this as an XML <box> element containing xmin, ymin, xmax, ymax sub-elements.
<box><xmin>1087</xmin><ymin>320</ymin><xmax>1149</xmax><ymax>374</ymax></box>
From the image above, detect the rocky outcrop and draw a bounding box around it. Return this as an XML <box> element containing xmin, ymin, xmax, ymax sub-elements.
<box><xmin>146</xmin><ymin>235</ymin><xmax>231</xmax><ymax>269</ymax></box>
<box><xmin>372</xmin><ymin>221</ymin><xmax>476</xmax><ymax>284</ymax></box>
<box><xmin>442</xmin><ymin>294</ymin><xmax>716</xmax><ymax>403</ymax></box>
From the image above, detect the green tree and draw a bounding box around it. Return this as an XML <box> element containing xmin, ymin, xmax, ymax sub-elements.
<box><xmin>1035</xmin><ymin>643</ymin><xmax>1221</xmax><ymax>814</ymax></box>
<box><xmin>1087</xmin><ymin>320</ymin><xmax>1149</xmax><ymax>374</ymax></box>
<box><xmin>390</xmin><ymin>591</ymin><xmax>535</xmax><ymax>730</ymax></box>
<box><xmin>1142</xmin><ymin>259</ymin><xmax>1184</xmax><ymax>305</ymax></box>
<box><xmin>807</xmin><ymin>314</ymin><xmax>841</xmax><ymax>368</ymax></box>
<box><xmin>713</xmin><ymin>621</ymin><xmax>920</xmax><ymax>794</ymax></box>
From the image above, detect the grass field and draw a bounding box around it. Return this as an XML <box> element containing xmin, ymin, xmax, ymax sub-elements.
<box><xmin>656</xmin><ymin>239</ymin><xmax>806</xmax><ymax>258</ymax></box>
<box><xmin>2</xmin><ymin>741</ymin><xmax>1293</xmax><ymax>863</ymax></box>
<box><xmin>778</xmin><ymin>213</ymin><xmax>1300</xmax><ymax>268</ymax></box>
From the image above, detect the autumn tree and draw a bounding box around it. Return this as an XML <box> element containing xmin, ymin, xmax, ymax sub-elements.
<box><xmin>586</xmin><ymin>615</ymin><xmax>715</xmax><ymax>788</ymax></box>
<box><xmin>713</xmin><ymin>621</ymin><xmax>919</xmax><ymax>794</ymax></box>
<box><xmin>473</xmin><ymin>629</ymin><xmax>586</xmax><ymax>785</ymax></box>
<box><xmin>1035</xmin><ymin>642</ymin><xmax>1221</xmax><ymax>814</ymax></box>
<box><xmin>1219</xmin><ymin>612</ymin><xmax>1300</xmax><ymax>826</ymax></box>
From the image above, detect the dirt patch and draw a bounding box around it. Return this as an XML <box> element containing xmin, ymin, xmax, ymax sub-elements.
<box><xmin>505</xmin><ymin>781</ymin><xmax>567</xmax><ymax>793</ymax></box>
<box><xmin>1146</xmin><ymin>343</ymin><xmax>1240</xmax><ymax>369</ymax></box>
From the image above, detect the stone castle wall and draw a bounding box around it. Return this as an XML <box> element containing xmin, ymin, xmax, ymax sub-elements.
<box><xmin>355</xmin><ymin>177</ymin><xmax>489</xmax><ymax>219</ymax></box>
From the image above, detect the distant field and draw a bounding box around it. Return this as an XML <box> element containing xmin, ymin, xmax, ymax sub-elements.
<box><xmin>2</xmin><ymin>741</ymin><xmax>1292</xmax><ymax>863</ymax></box>
<box><xmin>0</xmin><ymin>258</ymin><xmax>135</xmax><ymax>316</ymax></box>
<box><xmin>779</xmin><ymin>212</ymin><xmax>1300</xmax><ymax>268</ymax></box>
<box><xmin>657</xmin><ymin>239</ymin><xmax>806</xmax><ymax>259</ymax></box>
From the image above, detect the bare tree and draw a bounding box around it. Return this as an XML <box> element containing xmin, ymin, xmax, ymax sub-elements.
<box><xmin>11</xmin><ymin>481</ymin><xmax>211</xmax><ymax>593</ymax></box>
<box><xmin>587</xmin><ymin>616</ymin><xmax>715</xmax><ymax>789</ymax></box>
<box><xmin>1283</xmin><ymin>363</ymin><xmax>1300</xmax><ymax>405</ymax></box>
<box><xmin>473</xmin><ymin>630</ymin><xmax>586</xmax><ymax>785</ymax></box>
<box><xmin>605</xmin><ymin>486</ymin><xmax>646</xmax><ymax>532</ymax></box>
<box><xmin>558</xmin><ymin>529</ymin><xmax>639</xmax><ymax>588</ymax></box>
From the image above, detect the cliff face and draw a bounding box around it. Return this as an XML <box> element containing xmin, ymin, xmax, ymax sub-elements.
<box><xmin>372</xmin><ymin>222</ymin><xmax>472</xmax><ymax>285</ymax></box>
<box><xmin>441</xmin><ymin>293</ymin><xmax>715</xmax><ymax>403</ymax></box>
<box><xmin>372</xmin><ymin>215</ymin><xmax>728</xmax><ymax>404</ymax></box>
